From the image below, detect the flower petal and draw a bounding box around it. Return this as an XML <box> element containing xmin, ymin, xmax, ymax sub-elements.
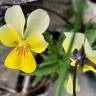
<box><xmin>5</xmin><ymin>5</ymin><xmax>25</xmax><ymax>38</ymax></box>
<box><xmin>62</xmin><ymin>32</ymin><xmax>84</xmax><ymax>52</ymax></box>
<box><xmin>83</xmin><ymin>57</ymin><xmax>96</xmax><ymax>73</ymax></box>
<box><xmin>64</xmin><ymin>74</ymin><xmax>80</xmax><ymax>94</ymax></box>
<box><xmin>0</xmin><ymin>25</ymin><xmax>21</xmax><ymax>47</ymax></box>
<box><xmin>25</xmin><ymin>9</ymin><xmax>50</xmax><ymax>38</ymax></box>
<box><xmin>26</xmin><ymin>34</ymin><xmax>48</xmax><ymax>53</ymax></box>
<box><xmin>4</xmin><ymin>47</ymin><xmax>36</xmax><ymax>73</ymax></box>
<box><xmin>70</xmin><ymin>59</ymin><xmax>76</xmax><ymax>66</ymax></box>
<box><xmin>84</xmin><ymin>39</ymin><xmax>96</xmax><ymax>58</ymax></box>
<box><xmin>83</xmin><ymin>65</ymin><xmax>96</xmax><ymax>73</ymax></box>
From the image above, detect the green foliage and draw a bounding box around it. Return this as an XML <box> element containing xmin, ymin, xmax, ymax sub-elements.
<box><xmin>34</xmin><ymin>64</ymin><xmax>57</xmax><ymax>76</ymax></box>
<box><xmin>63</xmin><ymin>9</ymin><xmax>74</xmax><ymax>19</ymax></box>
<box><xmin>32</xmin><ymin>76</ymin><xmax>42</xmax><ymax>87</ymax></box>
<box><xmin>85</xmin><ymin>29</ymin><xmax>96</xmax><ymax>46</ymax></box>
<box><xmin>56</xmin><ymin>26</ymin><xmax>70</xmax><ymax>33</ymax></box>
<box><xmin>55</xmin><ymin>0</ymin><xmax>85</xmax><ymax>96</ymax></box>
<box><xmin>72</xmin><ymin>0</ymin><xmax>86</xmax><ymax>13</ymax></box>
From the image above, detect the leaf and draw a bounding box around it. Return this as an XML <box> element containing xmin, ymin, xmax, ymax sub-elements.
<box><xmin>72</xmin><ymin>0</ymin><xmax>86</xmax><ymax>13</ymax></box>
<box><xmin>85</xmin><ymin>29</ymin><xmax>96</xmax><ymax>45</ymax></box>
<box><xmin>33</xmin><ymin>64</ymin><xmax>57</xmax><ymax>76</ymax></box>
<box><xmin>56</xmin><ymin>26</ymin><xmax>71</xmax><ymax>33</ymax></box>
<box><xmin>63</xmin><ymin>9</ymin><xmax>74</xmax><ymax>19</ymax></box>
<box><xmin>40</xmin><ymin>55</ymin><xmax>57</xmax><ymax>67</ymax></box>
<box><xmin>44</xmin><ymin>32</ymin><xmax>58</xmax><ymax>53</ymax></box>
<box><xmin>32</xmin><ymin>76</ymin><xmax>42</xmax><ymax>87</ymax></box>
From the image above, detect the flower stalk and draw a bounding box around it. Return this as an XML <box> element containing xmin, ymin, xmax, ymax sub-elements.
<box><xmin>19</xmin><ymin>75</ymin><xmax>30</xmax><ymax>96</ymax></box>
<box><xmin>73</xmin><ymin>62</ymin><xmax>78</xmax><ymax>96</ymax></box>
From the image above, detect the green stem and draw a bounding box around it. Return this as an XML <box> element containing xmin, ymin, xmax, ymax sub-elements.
<box><xmin>73</xmin><ymin>63</ymin><xmax>78</xmax><ymax>96</ymax></box>
<box><xmin>55</xmin><ymin>32</ymin><xmax>75</xmax><ymax>96</ymax></box>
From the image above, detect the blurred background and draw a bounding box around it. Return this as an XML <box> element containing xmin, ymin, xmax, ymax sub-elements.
<box><xmin>0</xmin><ymin>0</ymin><xmax>96</xmax><ymax>96</ymax></box>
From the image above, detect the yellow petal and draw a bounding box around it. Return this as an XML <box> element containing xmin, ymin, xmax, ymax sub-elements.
<box><xmin>62</xmin><ymin>32</ymin><xmax>84</xmax><ymax>52</ymax></box>
<box><xmin>83</xmin><ymin>57</ymin><xmax>96</xmax><ymax>73</ymax></box>
<box><xmin>90</xmin><ymin>57</ymin><xmax>96</xmax><ymax>64</ymax></box>
<box><xmin>26</xmin><ymin>34</ymin><xmax>48</xmax><ymax>53</ymax></box>
<box><xmin>84</xmin><ymin>39</ymin><xmax>96</xmax><ymax>58</ymax></box>
<box><xmin>83</xmin><ymin>65</ymin><xmax>96</xmax><ymax>73</ymax></box>
<box><xmin>83</xmin><ymin>39</ymin><xmax>96</xmax><ymax>73</ymax></box>
<box><xmin>70</xmin><ymin>59</ymin><xmax>76</xmax><ymax>67</ymax></box>
<box><xmin>64</xmin><ymin>74</ymin><xmax>80</xmax><ymax>94</ymax></box>
<box><xmin>0</xmin><ymin>25</ymin><xmax>21</xmax><ymax>47</ymax></box>
<box><xmin>4</xmin><ymin>47</ymin><xmax>36</xmax><ymax>73</ymax></box>
<box><xmin>5</xmin><ymin>5</ymin><xmax>25</xmax><ymax>38</ymax></box>
<box><xmin>25</xmin><ymin>9</ymin><xmax>50</xmax><ymax>38</ymax></box>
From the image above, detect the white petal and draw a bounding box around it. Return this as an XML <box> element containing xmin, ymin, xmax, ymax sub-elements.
<box><xmin>62</xmin><ymin>32</ymin><xmax>84</xmax><ymax>52</ymax></box>
<box><xmin>25</xmin><ymin>9</ymin><xmax>50</xmax><ymax>38</ymax></box>
<box><xmin>84</xmin><ymin>39</ymin><xmax>96</xmax><ymax>58</ymax></box>
<box><xmin>64</xmin><ymin>74</ymin><xmax>80</xmax><ymax>94</ymax></box>
<box><xmin>5</xmin><ymin>5</ymin><xmax>25</xmax><ymax>38</ymax></box>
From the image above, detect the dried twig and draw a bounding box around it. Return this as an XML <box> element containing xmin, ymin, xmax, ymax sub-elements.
<box><xmin>0</xmin><ymin>85</ymin><xmax>17</xmax><ymax>94</ymax></box>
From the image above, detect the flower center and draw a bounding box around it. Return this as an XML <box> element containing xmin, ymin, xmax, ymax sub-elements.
<box><xmin>18</xmin><ymin>40</ymin><xmax>27</xmax><ymax>48</ymax></box>
<box><xmin>15</xmin><ymin>40</ymin><xmax>30</xmax><ymax>57</ymax></box>
<box><xmin>16</xmin><ymin>47</ymin><xmax>28</xmax><ymax>57</ymax></box>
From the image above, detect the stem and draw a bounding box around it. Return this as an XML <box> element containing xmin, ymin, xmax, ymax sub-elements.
<box><xmin>19</xmin><ymin>75</ymin><xmax>30</xmax><ymax>96</ymax></box>
<box><xmin>73</xmin><ymin>63</ymin><xmax>78</xmax><ymax>96</ymax></box>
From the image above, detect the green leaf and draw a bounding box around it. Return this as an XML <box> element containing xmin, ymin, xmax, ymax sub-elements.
<box><xmin>56</xmin><ymin>26</ymin><xmax>71</xmax><ymax>33</ymax></box>
<box><xmin>32</xmin><ymin>76</ymin><xmax>42</xmax><ymax>87</ymax></box>
<box><xmin>63</xmin><ymin>9</ymin><xmax>74</xmax><ymax>19</ymax></box>
<box><xmin>85</xmin><ymin>29</ymin><xmax>96</xmax><ymax>45</ymax></box>
<box><xmin>34</xmin><ymin>64</ymin><xmax>57</xmax><ymax>76</ymax></box>
<box><xmin>40</xmin><ymin>55</ymin><xmax>57</xmax><ymax>67</ymax></box>
<box><xmin>72</xmin><ymin>0</ymin><xmax>86</xmax><ymax>13</ymax></box>
<box><xmin>44</xmin><ymin>32</ymin><xmax>58</xmax><ymax>53</ymax></box>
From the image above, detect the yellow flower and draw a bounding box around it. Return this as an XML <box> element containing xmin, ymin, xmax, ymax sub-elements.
<box><xmin>62</xmin><ymin>32</ymin><xmax>96</xmax><ymax>73</ymax></box>
<box><xmin>62</xmin><ymin>32</ymin><xmax>84</xmax><ymax>52</ymax></box>
<box><xmin>64</xmin><ymin>74</ymin><xmax>80</xmax><ymax>94</ymax></box>
<box><xmin>83</xmin><ymin>39</ymin><xmax>96</xmax><ymax>72</ymax></box>
<box><xmin>0</xmin><ymin>5</ymin><xmax>50</xmax><ymax>73</ymax></box>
